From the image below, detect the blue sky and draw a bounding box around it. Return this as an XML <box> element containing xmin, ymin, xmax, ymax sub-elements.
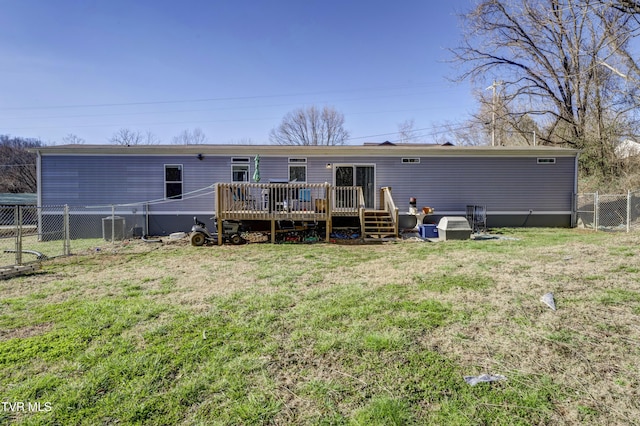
<box><xmin>0</xmin><ymin>1</ymin><xmax>477</xmax><ymax>145</ymax></box>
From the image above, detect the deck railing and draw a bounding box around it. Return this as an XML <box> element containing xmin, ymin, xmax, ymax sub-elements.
<box><xmin>216</xmin><ymin>183</ymin><xmax>363</xmax><ymax>221</ymax></box>
<box><xmin>330</xmin><ymin>186</ymin><xmax>364</xmax><ymax>216</ymax></box>
<box><xmin>380</xmin><ymin>187</ymin><xmax>399</xmax><ymax>237</ymax></box>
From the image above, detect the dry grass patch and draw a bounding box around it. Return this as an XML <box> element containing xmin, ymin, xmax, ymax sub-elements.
<box><xmin>1</xmin><ymin>228</ymin><xmax>640</xmax><ymax>424</ymax></box>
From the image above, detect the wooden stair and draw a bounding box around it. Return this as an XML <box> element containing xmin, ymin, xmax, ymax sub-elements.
<box><xmin>362</xmin><ymin>210</ymin><xmax>398</xmax><ymax>242</ymax></box>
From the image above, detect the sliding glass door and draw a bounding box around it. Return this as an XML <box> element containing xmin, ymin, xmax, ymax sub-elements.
<box><xmin>334</xmin><ymin>165</ymin><xmax>375</xmax><ymax>209</ymax></box>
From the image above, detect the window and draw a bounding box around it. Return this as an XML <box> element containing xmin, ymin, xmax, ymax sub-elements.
<box><xmin>289</xmin><ymin>158</ymin><xmax>307</xmax><ymax>182</ymax></box>
<box><xmin>232</xmin><ymin>165</ymin><xmax>249</xmax><ymax>182</ymax></box>
<box><xmin>537</xmin><ymin>158</ymin><xmax>556</xmax><ymax>164</ymax></box>
<box><xmin>231</xmin><ymin>158</ymin><xmax>250</xmax><ymax>182</ymax></box>
<box><xmin>401</xmin><ymin>158</ymin><xmax>420</xmax><ymax>164</ymax></box>
<box><xmin>165</xmin><ymin>165</ymin><xmax>183</xmax><ymax>199</ymax></box>
<box><xmin>289</xmin><ymin>166</ymin><xmax>306</xmax><ymax>182</ymax></box>
<box><xmin>231</xmin><ymin>157</ymin><xmax>250</xmax><ymax>163</ymax></box>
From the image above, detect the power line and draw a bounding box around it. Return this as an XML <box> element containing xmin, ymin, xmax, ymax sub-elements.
<box><xmin>347</xmin><ymin>126</ymin><xmax>437</xmax><ymax>141</ymax></box>
<box><xmin>0</xmin><ymin>83</ymin><xmax>447</xmax><ymax>112</ymax></box>
<box><xmin>1</xmin><ymin>90</ymin><xmax>447</xmax><ymax>122</ymax></box>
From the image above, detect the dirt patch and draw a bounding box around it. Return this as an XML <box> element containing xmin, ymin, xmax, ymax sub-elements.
<box><xmin>0</xmin><ymin>322</ymin><xmax>54</xmax><ymax>341</ymax></box>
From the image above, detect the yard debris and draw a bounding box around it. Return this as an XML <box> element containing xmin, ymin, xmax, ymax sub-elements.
<box><xmin>3</xmin><ymin>249</ymin><xmax>48</xmax><ymax>260</ymax></box>
<box><xmin>463</xmin><ymin>374</ymin><xmax>507</xmax><ymax>386</ymax></box>
<box><xmin>142</xmin><ymin>235</ymin><xmax>162</xmax><ymax>243</ymax></box>
<box><xmin>0</xmin><ymin>263</ymin><xmax>42</xmax><ymax>280</ymax></box>
<box><xmin>471</xmin><ymin>234</ymin><xmax>520</xmax><ymax>241</ymax></box>
<box><xmin>330</xmin><ymin>229</ymin><xmax>360</xmax><ymax>239</ymax></box>
<box><xmin>541</xmin><ymin>292</ymin><xmax>557</xmax><ymax>311</ymax></box>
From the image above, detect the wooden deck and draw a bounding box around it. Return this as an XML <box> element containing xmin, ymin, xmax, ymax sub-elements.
<box><xmin>215</xmin><ymin>183</ymin><xmax>399</xmax><ymax>243</ymax></box>
<box><xmin>215</xmin><ymin>183</ymin><xmax>367</xmax><ymax>243</ymax></box>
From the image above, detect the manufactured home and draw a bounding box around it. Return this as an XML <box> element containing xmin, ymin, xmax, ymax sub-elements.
<box><xmin>31</xmin><ymin>143</ymin><xmax>579</xmax><ymax>241</ymax></box>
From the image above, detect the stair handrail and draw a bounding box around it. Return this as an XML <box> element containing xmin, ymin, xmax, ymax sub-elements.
<box><xmin>381</xmin><ymin>187</ymin><xmax>399</xmax><ymax>237</ymax></box>
<box><xmin>357</xmin><ymin>187</ymin><xmax>366</xmax><ymax>238</ymax></box>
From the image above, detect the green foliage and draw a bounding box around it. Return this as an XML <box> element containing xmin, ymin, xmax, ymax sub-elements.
<box><xmin>352</xmin><ymin>397</ymin><xmax>414</xmax><ymax>425</ymax></box>
<box><xmin>599</xmin><ymin>288</ymin><xmax>640</xmax><ymax>305</ymax></box>
<box><xmin>413</xmin><ymin>273</ymin><xmax>494</xmax><ymax>293</ymax></box>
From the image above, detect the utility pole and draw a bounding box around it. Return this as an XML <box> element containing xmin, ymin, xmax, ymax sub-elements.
<box><xmin>486</xmin><ymin>81</ymin><xmax>502</xmax><ymax>146</ymax></box>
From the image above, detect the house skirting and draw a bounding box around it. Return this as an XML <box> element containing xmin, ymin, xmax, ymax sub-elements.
<box><xmin>41</xmin><ymin>210</ymin><xmax>572</xmax><ymax>241</ymax></box>
<box><xmin>422</xmin><ymin>212</ymin><xmax>571</xmax><ymax>228</ymax></box>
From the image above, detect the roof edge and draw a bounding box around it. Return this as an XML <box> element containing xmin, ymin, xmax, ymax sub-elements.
<box><xmin>30</xmin><ymin>144</ymin><xmax>580</xmax><ymax>157</ymax></box>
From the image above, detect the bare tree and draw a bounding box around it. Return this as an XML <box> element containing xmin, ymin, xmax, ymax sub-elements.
<box><xmin>109</xmin><ymin>128</ymin><xmax>143</xmax><ymax>145</ymax></box>
<box><xmin>608</xmin><ymin>0</ymin><xmax>640</xmax><ymax>14</ymax></box>
<box><xmin>450</xmin><ymin>0</ymin><xmax>640</xmax><ymax>177</ymax></box>
<box><xmin>431</xmin><ymin>120</ymin><xmax>489</xmax><ymax>146</ymax></box>
<box><xmin>227</xmin><ymin>138</ymin><xmax>256</xmax><ymax>145</ymax></box>
<box><xmin>397</xmin><ymin>119</ymin><xmax>419</xmax><ymax>143</ymax></box>
<box><xmin>62</xmin><ymin>133</ymin><xmax>85</xmax><ymax>145</ymax></box>
<box><xmin>109</xmin><ymin>129</ymin><xmax>159</xmax><ymax>145</ymax></box>
<box><xmin>0</xmin><ymin>135</ymin><xmax>41</xmax><ymax>193</ymax></box>
<box><xmin>144</xmin><ymin>131</ymin><xmax>161</xmax><ymax>145</ymax></box>
<box><xmin>269</xmin><ymin>106</ymin><xmax>350</xmax><ymax>146</ymax></box>
<box><xmin>172</xmin><ymin>128</ymin><xmax>207</xmax><ymax>145</ymax></box>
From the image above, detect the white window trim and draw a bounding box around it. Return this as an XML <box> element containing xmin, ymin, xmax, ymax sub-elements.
<box><xmin>537</xmin><ymin>158</ymin><xmax>556</xmax><ymax>164</ymax></box>
<box><xmin>164</xmin><ymin>164</ymin><xmax>183</xmax><ymax>200</ymax></box>
<box><xmin>231</xmin><ymin>164</ymin><xmax>250</xmax><ymax>182</ymax></box>
<box><xmin>289</xmin><ymin>164</ymin><xmax>307</xmax><ymax>182</ymax></box>
<box><xmin>288</xmin><ymin>157</ymin><xmax>307</xmax><ymax>163</ymax></box>
<box><xmin>401</xmin><ymin>158</ymin><xmax>421</xmax><ymax>164</ymax></box>
<box><xmin>231</xmin><ymin>157</ymin><xmax>250</xmax><ymax>163</ymax></box>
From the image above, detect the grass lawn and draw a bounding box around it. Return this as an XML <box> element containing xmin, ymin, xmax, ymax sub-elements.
<box><xmin>1</xmin><ymin>228</ymin><xmax>639</xmax><ymax>425</ymax></box>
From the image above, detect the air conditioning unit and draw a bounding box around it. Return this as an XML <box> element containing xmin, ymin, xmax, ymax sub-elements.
<box><xmin>102</xmin><ymin>216</ymin><xmax>126</xmax><ymax>241</ymax></box>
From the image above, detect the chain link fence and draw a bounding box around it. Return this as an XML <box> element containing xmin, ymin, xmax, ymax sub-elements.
<box><xmin>1</xmin><ymin>204</ymin><xmax>151</xmax><ymax>269</ymax></box>
<box><xmin>3</xmin><ymin>189</ymin><xmax>638</xmax><ymax>270</ymax></box>
<box><xmin>67</xmin><ymin>204</ymin><xmax>147</xmax><ymax>240</ymax></box>
<box><xmin>575</xmin><ymin>190</ymin><xmax>640</xmax><ymax>232</ymax></box>
<box><xmin>1</xmin><ymin>205</ymin><xmax>68</xmax><ymax>268</ymax></box>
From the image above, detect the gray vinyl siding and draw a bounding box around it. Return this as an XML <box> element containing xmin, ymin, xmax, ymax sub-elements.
<box><xmin>311</xmin><ymin>155</ymin><xmax>574</xmax><ymax>213</ymax></box>
<box><xmin>376</xmin><ymin>156</ymin><xmax>575</xmax><ymax>213</ymax></box>
<box><xmin>40</xmin><ymin>153</ymin><xmax>575</xmax><ymax>216</ymax></box>
<box><xmin>41</xmin><ymin>155</ymin><xmax>219</xmax><ymax>212</ymax></box>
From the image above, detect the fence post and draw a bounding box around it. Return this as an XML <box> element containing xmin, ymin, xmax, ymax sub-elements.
<box><xmin>64</xmin><ymin>204</ymin><xmax>71</xmax><ymax>255</ymax></box>
<box><xmin>627</xmin><ymin>190</ymin><xmax>632</xmax><ymax>233</ymax></box>
<box><xmin>111</xmin><ymin>205</ymin><xmax>115</xmax><ymax>243</ymax></box>
<box><xmin>15</xmin><ymin>206</ymin><xmax>22</xmax><ymax>265</ymax></box>
<box><xmin>37</xmin><ymin>203</ymin><xmax>43</xmax><ymax>242</ymax></box>
<box><xmin>594</xmin><ymin>192</ymin><xmax>599</xmax><ymax>231</ymax></box>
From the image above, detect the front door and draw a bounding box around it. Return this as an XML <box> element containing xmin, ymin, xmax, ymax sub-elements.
<box><xmin>334</xmin><ymin>165</ymin><xmax>375</xmax><ymax>209</ymax></box>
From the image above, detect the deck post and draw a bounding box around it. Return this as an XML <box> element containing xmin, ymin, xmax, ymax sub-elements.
<box><xmin>216</xmin><ymin>183</ymin><xmax>223</xmax><ymax>245</ymax></box>
<box><xmin>325</xmin><ymin>182</ymin><xmax>332</xmax><ymax>242</ymax></box>
<box><xmin>271</xmin><ymin>220</ymin><xmax>276</xmax><ymax>243</ymax></box>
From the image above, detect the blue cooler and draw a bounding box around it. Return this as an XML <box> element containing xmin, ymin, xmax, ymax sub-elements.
<box><xmin>419</xmin><ymin>224</ymin><xmax>438</xmax><ymax>238</ymax></box>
